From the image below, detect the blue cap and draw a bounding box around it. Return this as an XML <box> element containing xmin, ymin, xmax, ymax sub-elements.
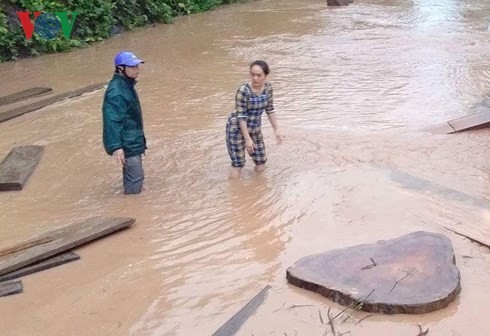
<box><xmin>114</xmin><ymin>51</ymin><xmax>144</xmax><ymax>66</ymax></box>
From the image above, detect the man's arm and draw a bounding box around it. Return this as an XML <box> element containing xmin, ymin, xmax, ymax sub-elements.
<box><xmin>103</xmin><ymin>93</ymin><xmax>126</xmax><ymax>155</ymax></box>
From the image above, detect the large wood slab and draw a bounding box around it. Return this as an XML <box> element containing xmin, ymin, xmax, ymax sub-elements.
<box><xmin>0</xmin><ymin>217</ymin><xmax>134</xmax><ymax>277</ymax></box>
<box><xmin>0</xmin><ymin>251</ymin><xmax>80</xmax><ymax>282</ymax></box>
<box><xmin>0</xmin><ymin>145</ymin><xmax>44</xmax><ymax>191</ymax></box>
<box><xmin>287</xmin><ymin>232</ymin><xmax>461</xmax><ymax>314</ymax></box>
<box><xmin>0</xmin><ymin>87</ymin><xmax>52</xmax><ymax>107</ymax></box>
<box><xmin>0</xmin><ymin>83</ymin><xmax>106</xmax><ymax>123</ymax></box>
<box><xmin>0</xmin><ymin>280</ymin><xmax>23</xmax><ymax>297</ymax></box>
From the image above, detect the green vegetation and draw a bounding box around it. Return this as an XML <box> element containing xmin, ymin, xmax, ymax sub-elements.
<box><xmin>0</xmin><ymin>0</ymin><xmax>240</xmax><ymax>62</ymax></box>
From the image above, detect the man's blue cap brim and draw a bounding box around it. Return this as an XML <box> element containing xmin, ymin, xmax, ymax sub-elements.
<box><xmin>125</xmin><ymin>59</ymin><xmax>144</xmax><ymax>66</ymax></box>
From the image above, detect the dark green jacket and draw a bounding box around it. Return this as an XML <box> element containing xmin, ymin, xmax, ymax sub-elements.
<box><xmin>102</xmin><ymin>73</ymin><xmax>147</xmax><ymax>157</ymax></box>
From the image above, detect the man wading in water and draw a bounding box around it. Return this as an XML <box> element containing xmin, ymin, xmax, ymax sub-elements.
<box><xmin>102</xmin><ymin>51</ymin><xmax>147</xmax><ymax>194</ymax></box>
<box><xmin>225</xmin><ymin>60</ymin><xmax>283</xmax><ymax>179</ymax></box>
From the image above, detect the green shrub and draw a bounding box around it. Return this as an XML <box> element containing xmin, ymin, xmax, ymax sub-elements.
<box><xmin>0</xmin><ymin>0</ymin><xmax>242</xmax><ymax>63</ymax></box>
<box><xmin>68</xmin><ymin>0</ymin><xmax>114</xmax><ymax>42</ymax></box>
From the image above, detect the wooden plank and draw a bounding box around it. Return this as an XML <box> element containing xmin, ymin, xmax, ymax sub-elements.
<box><xmin>447</xmin><ymin>111</ymin><xmax>490</xmax><ymax>133</ymax></box>
<box><xmin>0</xmin><ymin>251</ymin><xmax>80</xmax><ymax>282</ymax></box>
<box><xmin>0</xmin><ymin>220</ymin><xmax>72</xmax><ymax>256</ymax></box>
<box><xmin>0</xmin><ymin>83</ymin><xmax>106</xmax><ymax>123</ymax></box>
<box><xmin>0</xmin><ymin>216</ymin><xmax>134</xmax><ymax>277</ymax></box>
<box><xmin>0</xmin><ymin>145</ymin><xmax>44</xmax><ymax>191</ymax></box>
<box><xmin>0</xmin><ymin>87</ymin><xmax>52</xmax><ymax>107</ymax></box>
<box><xmin>389</xmin><ymin>169</ymin><xmax>490</xmax><ymax>248</ymax></box>
<box><xmin>423</xmin><ymin>101</ymin><xmax>490</xmax><ymax>134</ymax></box>
<box><xmin>0</xmin><ymin>236</ymin><xmax>53</xmax><ymax>257</ymax></box>
<box><xmin>212</xmin><ymin>285</ymin><xmax>271</xmax><ymax>336</ymax></box>
<box><xmin>389</xmin><ymin>170</ymin><xmax>490</xmax><ymax>210</ymax></box>
<box><xmin>0</xmin><ymin>280</ymin><xmax>23</xmax><ymax>297</ymax></box>
<box><xmin>445</xmin><ymin>225</ymin><xmax>490</xmax><ymax>249</ymax></box>
<box><xmin>422</xmin><ymin>122</ymin><xmax>455</xmax><ymax>134</ymax></box>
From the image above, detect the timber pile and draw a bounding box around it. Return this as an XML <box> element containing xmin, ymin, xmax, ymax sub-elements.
<box><xmin>0</xmin><ymin>83</ymin><xmax>105</xmax><ymax>123</ymax></box>
<box><xmin>0</xmin><ymin>87</ymin><xmax>52</xmax><ymax>107</ymax></box>
<box><xmin>0</xmin><ymin>217</ymin><xmax>135</xmax><ymax>297</ymax></box>
<box><xmin>0</xmin><ymin>85</ymin><xmax>133</xmax><ymax>298</ymax></box>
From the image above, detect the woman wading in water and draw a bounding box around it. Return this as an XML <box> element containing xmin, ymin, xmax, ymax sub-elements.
<box><xmin>225</xmin><ymin>60</ymin><xmax>282</xmax><ymax>179</ymax></box>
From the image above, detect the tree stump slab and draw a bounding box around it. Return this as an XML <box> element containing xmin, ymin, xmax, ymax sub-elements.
<box><xmin>286</xmin><ymin>231</ymin><xmax>461</xmax><ymax>314</ymax></box>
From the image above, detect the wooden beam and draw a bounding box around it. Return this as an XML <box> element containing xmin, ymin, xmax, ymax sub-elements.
<box><xmin>0</xmin><ymin>87</ymin><xmax>52</xmax><ymax>107</ymax></box>
<box><xmin>0</xmin><ymin>219</ymin><xmax>75</xmax><ymax>256</ymax></box>
<box><xmin>0</xmin><ymin>217</ymin><xmax>134</xmax><ymax>277</ymax></box>
<box><xmin>423</xmin><ymin>100</ymin><xmax>490</xmax><ymax>134</ymax></box>
<box><xmin>0</xmin><ymin>83</ymin><xmax>106</xmax><ymax>123</ymax></box>
<box><xmin>0</xmin><ymin>145</ymin><xmax>44</xmax><ymax>191</ymax></box>
<box><xmin>0</xmin><ymin>251</ymin><xmax>80</xmax><ymax>282</ymax></box>
<box><xmin>212</xmin><ymin>285</ymin><xmax>271</xmax><ymax>336</ymax></box>
<box><xmin>0</xmin><ymin>280</ymin><xmax>23</xmax><ymax>297</ymax></box>
<box><xmin>389</xmin><ymin>170</ymin><xmax>490</xmax><ymax>247</ymax></box>
<box><xmin>0</xmin><ymin>236</ymin><xmax>53</xmax><ymax>257</ymax></box>
<box><xmin>445</xmin><ymin>227</ymin><xmax>490</xmax><ymax>249</ymax></box>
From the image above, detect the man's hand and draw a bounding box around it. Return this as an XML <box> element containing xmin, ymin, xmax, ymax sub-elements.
<box><xmin>113</xmin><ymin>149</ymin><xmax>125</xmax><ymax>166</ymax></box>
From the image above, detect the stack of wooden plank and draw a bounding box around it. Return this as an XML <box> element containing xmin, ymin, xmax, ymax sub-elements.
<box><xmin>0</xmin><ymin>217</ymin><xmax>135</xmax><ymax>297</ymax></box>
<box><xmin>0</xmin><ymin>83</ymin><xmax>107</xmax><ymax>192</ymax></box>
<box><xmin>0</xmin><ymin>83</ymin><xmax>106</xmax><ymax>123</ymax></box>
<box><xmin>0</xmin><ymin>85</ymin><xmax>132</xmax><ymax>298</ymax></box>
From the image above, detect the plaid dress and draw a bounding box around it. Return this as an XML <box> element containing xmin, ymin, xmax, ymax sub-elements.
<box><xmin>226</xmin><ymin>82</ymin><xmax>274</xmax><ymax>168</ymax></box>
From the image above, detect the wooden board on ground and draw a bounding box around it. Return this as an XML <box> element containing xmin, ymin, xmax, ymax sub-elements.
<box><xmin>0</xmin><ymin>251</ymin><xmax>80</xmax><ymax>282</ymax></box>
<box><xmin>0</xmin><ymin>236</ymin><xmax>52</xmax><ymax>257</ymax></box>
<box><xmin>423</xmin><ymin>112</ymin><xmax>490</xmax><ymax>134</ymax></box>
<box><xmin>0</xmin><ymin>87</ymin><xmax>52</xmax><ymax>107</ymax></box>
<box><xmin>0</xmin><ymin>219</ymin><xmax>74</xmax><ymax>256</ymax></box>
<box><xmin>0</xmin><ymin>145</ymin><xmax>44</xmax><ymax>191</ymax></box>
<box><xmin>447</xmin><ymin>112</ymin><xmax>490</xmax><ymax>132</ymax></box>
<box><xmin>0</xmin><ymin>280</ymin><xmax>23</xmax><ymax>297</ymax></box>
<box><xmin>0</xmin><ymin>82</ymin><xmax>106</xmax><ymax>123</ymax></box>
<box><xmin>423</xmin><ymin>100</ymin><xmax>490</xmax><ymax>134</ymax></box>
<box><xmin>389</xmin><ymin>169</ymin><xmax>490</xmax><ymax>248</ymax></box>
<box><xmin>0</xmin><ymin>217</ymin><xmax>134</xmax><ymax>277</ymax></box>
<box><xmin>212</xmin><ymin>285</ymin><xmax>271</xmax><ymax>336</ymax></box>
<box><xmin>445</xmin><ymin>225</ymin><xmax>490</xmax><ymax>249</ymax></box>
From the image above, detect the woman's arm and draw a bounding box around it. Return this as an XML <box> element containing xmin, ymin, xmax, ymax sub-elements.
<box><xmin>267</xmin><ymin>112</ymin><xmax>279</xmax><ymax>131</ymax></box>
<box><xmin>265</xmin><ymin>84</ymin><xmax>283</xmax><ymax>142</ymax></box>
<box><xmin>235</xmin><ymin>85</ymin><xmax>255</xmax><ymax>153</ymax></box>
<box><xmin>239</xmin><ymin>119</ymin><xmax>254</xmax><ymax>154</ymax></box>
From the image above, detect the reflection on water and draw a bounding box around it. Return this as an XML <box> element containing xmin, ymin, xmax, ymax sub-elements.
<box><xmin>1</xmin><ymin>0</ymin><xmax>490</xmax><ymax>335</ymax></box>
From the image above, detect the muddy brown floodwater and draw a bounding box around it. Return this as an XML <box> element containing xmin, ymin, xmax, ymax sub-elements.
<box><xmin>1</xmin><ymin>0</ymin><xmax>490</xmax><ymax>335</ymax></box>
